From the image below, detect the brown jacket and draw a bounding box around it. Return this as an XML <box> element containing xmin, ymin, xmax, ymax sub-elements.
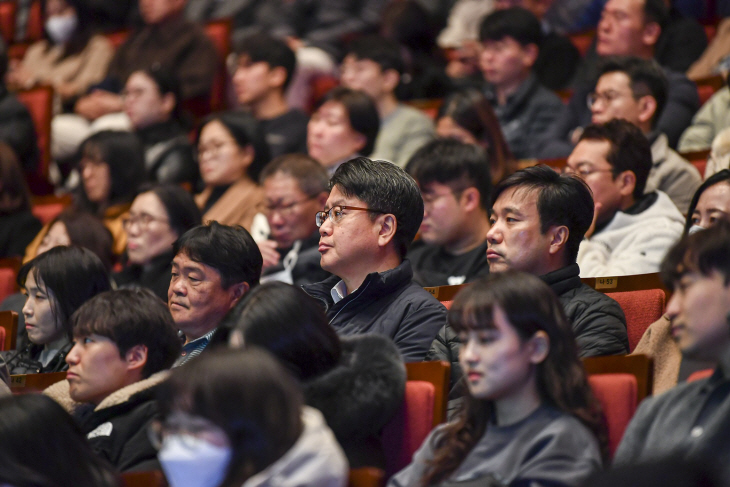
<box><xmin>195</xmin><ymin>178</ymin><xmax>264</xmax><ymax>231</ymax></box>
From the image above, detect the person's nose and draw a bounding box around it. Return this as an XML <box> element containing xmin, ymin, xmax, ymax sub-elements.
<box><xmin>170</xmin><ymin>275</ymin><xmax>187</xmax><ymax>296</ymax></box>
<box><xmin>665</xmin><ymin>291</ymin><xmax>681</xmax><ymax>322</ymax></box>
<box><xmin>486</xmin><ymin>220</ymin><xmax>501</xmax><ymax>243</ymax></box>
<box><xmin>66</xmin><ymin>342</ymin><xmax>81</xmax><ymax>366</ymax></box>
<box><xmin>319</xmin><ymin>213</ymin><xmax>333</xmax><ymax>237</ymax></box>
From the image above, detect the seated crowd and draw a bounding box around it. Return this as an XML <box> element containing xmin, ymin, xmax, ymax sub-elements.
<box><xmin>3</xmin><ymin>0</ymin><xmax>730</xmax><ymax>485</ymax></box>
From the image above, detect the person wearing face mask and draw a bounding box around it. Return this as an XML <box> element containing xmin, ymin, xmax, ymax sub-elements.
<box><xmin>632</xmin><ymin>169</ymin><xmax>730</xmax><ymax>393</ymax></box>
<box><xmin>154</xmin><ymin>348</ymin><xmax>348</xmax><ymax>487</ymax></box>
<box><xmin>6</xmin><ymin>0</ymin><xmax>114</xmax><ymax>108</ymax></box>
<box><xmin>0</xmin><ymin>246</ymin><xmax>111</xmax><ymax>375</ymax></box>
<box><xmin>44</xmin><ymin>288</ymin><xmax>182</xmax><ymax>472</ymax></box>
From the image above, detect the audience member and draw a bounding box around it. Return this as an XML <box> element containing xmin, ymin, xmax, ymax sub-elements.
<box><xmin>45</xmin><ymin>288</ymin><xmax>181</xmax><ymax>472</ymax></box>
<box><xmin>405</xmin><ymin>139</ymin><xmax>491</xmax><ymax>287</ymax></box>
<box><xmin>0</xmin><ymin>143</ymin><xmax>41</xmax><ymax>258</ymax></box>
<box><xmin>435</xmin><ymin>88</ymin><xmax>514</xmax><ymax>183</ymax></box>
<box><xmin>169</xmin><ymin>222</ymin><xmax>262</xmax><ymax>366</ymax></box>
<box><xmin>0</xmin><ymin>394</ymin><xmax>120</xmax><ymax>487</ymax></box>
<box><xmin>114</xmin><ymin>185</ymin><xmax>202</xmax><ymax>302</ymax></box>
<box><xmin>585</xmin><ymin>459</ymin><xmax>721</xmax><ymax>487</ymax></box>
<box><xmin>6</xmin><ymin>0</ymin><xmax>114</xmax><ymax>108</ymax></box>
<box><xmin>537</xmin><ymin>0</ymin><xmax>700</xmax><ymax>158</ymax></box>
<box><xmin>195</xmin><ymin>112</ymin><xmax>270</xmax><ymax>231</ymax></box>
<box><xmin>493</xmin><ymin>0</ymin><xmax>582</xmax><ymax>91</ymax></box>
<box><xmin>51</xmin><ymin>0</ymin><xmax>218</xmax><ymax>160</ymax></box>
<box><xmin>223</xmin><ymin>281</ymin><xmax>405</xmax><ymax>468</ymax></box>
<box><xmin>686</xmin><ymin>17</ymin><xmax>730</xmax><ymax>80</ymax></box>
<box><xmin>185</xmin><ymin>0</ymin><xmax>280</xmax><ymax>46</ymax></box>
<box><xmin>1</xmin><ymin>246</ymin><xmax>111</xmax><ymax>375</ymax></box>
<box><xmin>307</xmin><ymin>87</ymin><xmax>380</xmax><ymax>175</ymax></box>
<box><xmin>428</xmin><ymin>165</ymin><xmax>628</xmax><ymax>404</ymax></box>
<box><xmin>380</xmin><ymin>1</ymin><xmax>453</xmax><ymax>101</ymax></box>
<box><xmin>0</xmin><ymin>40</ymin><xmax>38</xmax><ymax>173</ymax></box>
<box><xmin>590</xmin><ymin>57</ymin><xmax>701</xmax><ymax>213</ymax></box>
<box><xmin>155</xmin><ymin>348</ymin><xmax>348</xmax><ymax>487</ymax></box>
<box><xmin>633</xmin><ymin>170</ymin><xmax>730</xmax><ymax>394</ymax></box>
<box><xmin>233</xmin><ymin>33</ymin><xmax>308</xmax><ymax>159</ymax></box>
<box><xmin>569</xmin><ymin>120</ymin><xmax>684</xmax><ymax>276</ymax></box>
<box><xmin>340</xmin><ymin>35</ymin><xmax>435</xmax><ymax>168</ymax></box>
<box><xmin>613</xmin><ymin>221</ymin><xmax>730</xmax><ymax>483</ymax></box>
<box><xmin>478</xmin><ymin>7</ymin><xmax>566</xmax><ymax>160</ymax></box>
<box><xmin>302</xmin><ymin>158</ymin><xmax>446</xmax><ymax>362</ymax></box>
<box><xmin>123</xmin><ymin>68</ymin><xmax>198</xmax><ymax>186</ymax></box>
<box><xmin>678</xmin><ymin>84</ymin><xmax>730</xmax><ymax>153</ymax></box>
<box><xmin>256</xmin><ymin>154</ymin><xmax>330</xmax><ymax>285</ymax></box>
<box><xmin>703</xmin><ymin>126</ymin><xmax>730</xmax><ymax>178</ymax></box>
<box><xmin>389</xmin><ymin>272</ymin><xmax>605</xmax><ymax>486</ymax></box>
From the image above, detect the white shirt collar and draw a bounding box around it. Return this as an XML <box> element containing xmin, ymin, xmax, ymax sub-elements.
<box><xmin>330</xmin><ymin>280</ymin><xmax>348</xmax><ymax>304</ymax></box>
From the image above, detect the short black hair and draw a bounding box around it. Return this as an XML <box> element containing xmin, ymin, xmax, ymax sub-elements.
<box><xmin>236</xmin><ymin>33</ymin><xmax>297</xmax><ymax>90</ymax></box>
<box><xmin>316</xmin><ymin>87</ymin><xmax>380</xmax><ymax>157</ymax></box>
<box><xmin>643</xmin><ymin>0</ymin><xmax>669</xmax><ymax>27</ymax></box>
<box><xmin>173</xmin><ymin>222</ymin><xmax>263</xmax><ymax>289</ymax></box>
<box><xmin>133</xmin><ymin>66</ymin><xmax>185</xmax><ymax>124</ymax></box>
<box><xmin>579</xmin><ymin>119</ymin><xmax>652</xmax><ymax>199</ymax></box>
<box><xmin>71</xmin><ymin>288</ymin><xmax>182</xmax><ymax>378</ymax></box>
<box><xmin>597</xmin><ymin>56</ymin><xmax>668</xmax><ymax>127</ymax></box>
<box><xmin>491</xmin><ymin>165</ymin><xmax>594</xmax><ymax>265</ymax></box>
<box><xmin>346</xmin><ymin>35</ymin><xmax>405</xmax><ymax>75</ymax></box>
<box><xmin>406</xmin><ymin>139</ymin><xmax>492</xmax><ymax>211</ymax></box>
<box><xmin>661</xmin><ymin>220</ymin><xmax>730</xmax><ymax>289</ymax></box>
<box><xmin>258</xmin><ymin>153</ymin><xmax>329</xmax><ymax>196</ymax></box>
<box><xmin>197</xmin><ymin>111</ymin><xmax>271</xmax><ymax>182</ymax></box>
<box><xmin>139</xmin><ymin>184</ymin><xmax>202</xmax><ymax>238</ymax></box>
<box><xmin>330</xmin><ymin>157</ymin><xmax>423</xmax><ymax>259</ymax></box>
<box><xmin>479</xmin><ymin>7</ymin><xmax>542</xmax><ymax>47</ymax></box>
<box><xmin>684</xmin><ymin>170</ymin><xmax>730</xmax><ymax>235</ymax></box>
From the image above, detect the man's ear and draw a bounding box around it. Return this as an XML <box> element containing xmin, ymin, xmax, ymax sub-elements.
<box><xmin>547</xmin><ymin>225</ymin><xmax>569</xmax><ymax>256</ymax></box>
<box><xmin>353</xmin><ymin>132</ymin><xmax>367</xmax><ymax>153</ymax></box>
<box><xmin>641</xmin><ymin>21</ymin><xmax>662</xmax><ymax>47</ymax></box>
<box><xmin>316</xmin><ymin>191</ymin><xmax>329</xmax><ymax>207</ymax></box>
<box><xmin>616</xmin><ymin>170</ymin><xmax>637</xmax><ymax>197</ymax></box>
<box><xmin>522</xmin><ymin>43</ymin><xmax>539</xmax><ymax>67</ymax></box>
<box><xmin>527</xmin><ymin>330</ymin><xmax>550</xmax><ymax>364</ymax></box>
<box><xmin>377</xmin><ymin>214</ymin><xmax>398</xmax><ymax>248</ymax></box>
<box><xmin>161</xmin><ymin>93</ymin><xmax>176</xmax><ymax>116</ymax></box>
<box><xmin>125</xmin><ymin>344</ymin><xmax>148</xmax><ymax>374</ymax></box>
<box><xmin>229</xmin><ymin>282</ymin><xmax>250</xmax><ymax>305</ymax></box>
<box><xmin>267</xmin><ymin>65</ymin><xmax>288</xmax><ymax>89</ymax></box>
<box><xmin>637</xmin><ymin>95</ymin><xmax>658</xmax><ymax>125</ymax></box>
<box><xmin>382</xmin><ymin>68</ymin><xmax>400</xmax><ymax>92</ymax></box>
<box><xmin>459</xmin><ymin>187</ymin><xmax>482</xmax><ymax>213</ymax></box>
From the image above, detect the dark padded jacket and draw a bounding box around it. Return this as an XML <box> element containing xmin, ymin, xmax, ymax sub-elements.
<box><xmin>302</xmin><ymin>260</ymin><xmax>447</xmax><ymax>363</ymax></box>
<box><xmin>427</xmin><ymin>264</ymin><xmax>629</xmax><ymax>405</ymax></box>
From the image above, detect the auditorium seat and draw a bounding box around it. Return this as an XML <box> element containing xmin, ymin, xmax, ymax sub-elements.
<box><xmin>606</xmin><ymin>289</ymin><xmax>666</xmax><ymax>352</ymax></box>
<box><xmin>0</xmin><ymin>310</ymin><xmax>17</xmax><ymax>351</ymax></box>
<box><xmin>680</xmin><ymin>149</ymin><xmax>710</xmax><ymax>178</ymax></box>
<box><xmin>583</xmin><ymin>354</ymin><xmax>653</xmax><ymax>403</ymax></box>
<box><xmin>349</xmin><ymin>467</ymin><xmax>385</xmax><ymax>487</ymax></box>
<box><xmin>687</xmin><ymin>368</ymin><xmax>714</xmax><ymax>382</ymax></box>
<box><xmin>30</xmin><ymin>194</ymin><xmax>73</xmax><ymax>225</ymax></box>
<box><xmin>568</xmin><ymin>29</ymin><xmax>596</xmax><ymax>57</ymax></box>
<box><xmin>695</xmin><ymin>74</ymin><xmax>725</xmax><ymax>106</ymax></box>
<box><xmin>0</xmin><ymin>257</ymin><xmax>21</xmax><ymax>304</ymax></box>
<box><xmin>203</xmin><ymin>18</ymin><xmax>231</xmax><ymax>113</ymax></box>
<box><xmin>0</xmin><ymin>1</ymin><xmax>16</xmax><ymax>44</ymax></box>
<box><xmin>9</xmin><ymin>371</ymin><xmax>67</xmax><ymax>394</ymax></box>
<box><xmin>406</xmin><ymin>360</ymin><xmax>451</xmax><ymax>427</ymax></box>
<box><xmin>121</xmin><ymin>470</ymin><xmax>167</xmax><ymax>487</ymax></box>
<box><xmin>588</xmin><ymin>373</ymin><xmax>638</xmax><ymax>458</ymax></box>
<box><xmin>17</xmin><ymin>85</ymin><xmax>54</xmax><ymax>194</ymax></box>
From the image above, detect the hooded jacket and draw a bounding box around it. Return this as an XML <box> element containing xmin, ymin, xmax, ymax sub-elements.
<box><xmin>305</xmin><ymin>334</ymin><xmax>406</xmax><ymax>468</ymax></box>
<box><xmin>45</xmin><ymin>371</ymin><xmax>168</xmax><ymax>472</ymax></box>
<box><xmin>302</xmin><ymin>260</ymin><xmax>447</xmax><ymax>362</ymax></box>
<box><xmin>427</xmin><ymin>263</ymin><xmax>628</xmax><ymax>410</ymax></box>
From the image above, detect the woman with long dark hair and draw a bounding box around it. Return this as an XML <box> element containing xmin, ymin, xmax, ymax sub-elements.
<box><xmin>389</xmin><ymin>271</ymin><xmax>606</xmax><ymax>487</ymax></box>
<box><xmin>0</xmin><ymin>394</ymin><xmax>120</xmax><ymax>487</ymax></box>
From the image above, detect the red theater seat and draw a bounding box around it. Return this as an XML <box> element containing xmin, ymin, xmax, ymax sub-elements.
<box><xmin>606</xmin><ymin>289</ymin><xmax>666</xmax><ymax>353</ymax></box>
<box><xmin>589</xmin><ymin>373</ymin><xmax>638</xmax><ymax>458</ymax></box>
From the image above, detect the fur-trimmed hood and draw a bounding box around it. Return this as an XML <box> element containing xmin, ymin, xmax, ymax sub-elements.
<box><xmin>44</xmin><ymin>370</ymin><xmax>170</xmax><ymax>415</ymax></box>
<box><xmin>304</xmin><ymin>334</ymin><xmax>406</xmax><ymax>441</ymax></box>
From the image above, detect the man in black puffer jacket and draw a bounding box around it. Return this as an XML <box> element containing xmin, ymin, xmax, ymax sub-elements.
<box><xmin>428</xmin><ymin>166</ymin><xmax>628</xmax><ymax>408</ymax></box>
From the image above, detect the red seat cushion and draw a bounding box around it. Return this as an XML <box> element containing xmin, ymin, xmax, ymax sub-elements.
<box><xmin>0</xmin><ymin>267</ymin><xmax>17</xmax><ymax>304</ymax></box>
<box><xmin>0</xmin><ymin>326</ymin><xmax>5</xmax><ymax>352</ymax></box>
<box><xmin>589</xmin><ymin>373</ymin><xmax>638</xmax><ymax>458</ymax></box>
<box><xmin>606</xmin><ymin>289</ymin><xmax>665</xmax><ymax>352</ymax></box>
<box><xmin>381</xmin><ymin>380</ymin><xmax>435</xmax><ymax>478</ymax></box>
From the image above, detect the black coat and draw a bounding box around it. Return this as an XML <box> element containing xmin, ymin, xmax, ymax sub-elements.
<box><xmin>427</xmin><ymin>264</ymin><xmax>629</xmax><ymax>411</ymax></box>
<box><xmin>305</xmin><ymin>334</ymin><xmax>405</xmax><ymax>469</ymax></box>
<box><xmin>302</xmin><ymin>260</ymin><xmax>447</xmax><ymax>362</ymax></box>
<box><xmin>113</xmin><ymin>250</ymin><xmax>174</xmax><ymax>303</ymax></box>
<box><xmin>0</xmin><ymin>211</ymin><xmax>42</xmax><ymax>259</ymax></box>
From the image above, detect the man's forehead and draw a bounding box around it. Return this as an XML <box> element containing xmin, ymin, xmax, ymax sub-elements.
<box><xmin>172</xmin><ymin>252</ymin><xmax>221</xmax><ymax>275</ymax></box>
<box><xmin>493</xmin><ymin>186</ymin><xmax>539</xmax><ymax>211</ymax></box>
<box><xmin>325</xmin><ymin>186</ymin><xmax>365</xmax><ymax>207</ymax></box>
<box><xmin>570</xmin><ymin>139</ymin><xmax>611</xmax><ymax>166</ymax></box>
<box><xmin>597</xmin><ymin>71</ymin><xmax>632</xmax><ymax>92</ymax></box>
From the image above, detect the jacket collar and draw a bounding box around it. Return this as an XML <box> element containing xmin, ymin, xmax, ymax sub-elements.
<box><xmin>304</xmin><ymin>260</ymin><xmax>414</xmax><ymax>308</ymax></box>
<box><xmin>485</xmin><ymin>74</ymin><xmax>539</xmax><ymax>116</ymax></box>
<box><xmin>540</xmin><ymin>263</ymin><xmax>582</xmax><ymax>296</ymax></box>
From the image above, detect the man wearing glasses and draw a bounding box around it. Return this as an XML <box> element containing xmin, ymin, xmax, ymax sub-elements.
<box><xmin>256</xmin><ymin>154</ymin><xmax>331</xmax><ymax>285</ymax></box>
<box><xmin>302</xmin><ymin>157</ymin><xmax>446</xmax><ymax>362</ymax></box>
<box><xmin>568</xmin><ymin>119</ymin><xmax>684</xmax><ymax>277</ymax></box>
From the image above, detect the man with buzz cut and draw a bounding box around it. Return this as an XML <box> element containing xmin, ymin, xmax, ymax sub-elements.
<box><xmin>302</xmin><ymin>157</ymin><xmax>446</xmax><ymax>362</ymax></box>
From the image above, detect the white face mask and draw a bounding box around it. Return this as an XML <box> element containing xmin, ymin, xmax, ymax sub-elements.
<box><xmin>158</xmin><ymin>435</ymin><xmax>232</xmax><ymax>487</ymax></box>
<box><xmin>45</xmin><ymin>14</ymin><xmax>78</xmax><ymax>44</ymax></box>
<box><xmin>688</xmin><ymin>224</ymin><xmax>706</xmax><ymax>235</ymax></box>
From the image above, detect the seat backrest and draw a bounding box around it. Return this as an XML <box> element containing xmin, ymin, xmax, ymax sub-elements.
<box><xmin>0</xmin><ymin>1</ymin><xmax>16</xmax><ymax>43</ymax></box>
<box><xmin>105</xmin><ymin>29</ymin><xmax>130</xmax><ymax>49</ymax></box>
<box><xmin>349</xmin><ymin>467</ymin><xmax>385</xmax><ymax>487</ymax></box>
<box><xmin>588</xmin><ymin>373</ymin><xmax>638</xmax><ymax>458</ymax></box>
<box><xmin>583</xmin><ymin>354</ymin><xmax>653</xmax><ymax>403</ymax></box>
<box><xmin>10</xmin><ymin>371</ymin><xmax>67</xmax><ymax>394</ymax></box>
<box><xmin>25</xmin><ymin>0</ymin><xmax>43</xmax><ymax>41</ymax></box>
<box><xmin>687</xmin><ymin>368</ymin><xmax>714</xmax><ymax>382</ymax></box>
<box><xmin>31</xmin><ymin>194</ymin><xmax>73</xmax><ymax>224</ymax></box>
<box><xmin>0</xmin><ymin>257</ymin><xmax>21</xmax><ymax>304</ymax></box>
<box><xmin>423</xmin><ymin>283</ymin><xmax>468</xmax><ymax>304</ymax></box>
<box><xmin>406</xmin><ymin>361</ymin><xmax>451</xmax><ymax>427</ymax></box>
<box><xmin>121</xmin><ymin>470</ymin><xmax>168</xmax><ymax>487</ymax></box>
<box><xmin>568</xmin><ymin>29</ymin><xmax>595</xmax><ymax>56</ymax></box>
<box><xmin>695</xmin><ymin>74</ymin><xmax>725</xmax><ymax>106</ymax></box>
<box><xmin>605</xmin><ymin>289</ymin><xmax>666</xmax><ymax>352</ymax></box>
<box><xmin>381</xmin><ymin>380</ymin><xmax>435</xmax><ymax>478</ymax></box>
<box><xmin>0</xmin><ymin>310</ymin><xmax>18</xmax><ymax>352</ymax></box>
<box><xmin>17</xmin><ymin>85</ymin><xmax>54</xmax><ymax>182</ymax></box>
<box><xmin>203</xmin><ymin>19</ymin><xmax>231</xmax><ymax>113</ymax></box>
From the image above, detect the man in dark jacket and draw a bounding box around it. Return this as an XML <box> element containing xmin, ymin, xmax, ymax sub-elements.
<box><xmin>428</xmin><ymin>165</ymin><xmax>628</xmax><ymax>396</ymax></box>
<box><xmin>44</xmin><ymin>288</ymin><xmax>181</xmax><ymax>472</ymax></box>
<box><xmin>302</xmin><ymin>157</ymin><xmax>447</xmax><ymax>362</ymax></box>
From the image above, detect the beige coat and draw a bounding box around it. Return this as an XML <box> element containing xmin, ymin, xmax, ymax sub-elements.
<box><xmin>632</xmin><ymin>315</ymin><xmax>681</xmax><ymax>395</ymax></box>
<box><xmin>195</xmin><ymin>178</ymin><xmax>264</xmax><ymax>232</ymax></box>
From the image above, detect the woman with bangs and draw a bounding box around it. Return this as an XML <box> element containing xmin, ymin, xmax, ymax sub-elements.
<box><xmin>389</xmin><ymin>271</ymin><xmax>606</xmax><ymax>487</ymax></box>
